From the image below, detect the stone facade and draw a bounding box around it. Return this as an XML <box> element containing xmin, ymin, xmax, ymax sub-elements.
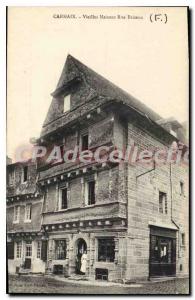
<box><xmin>125</xmin><ymin>123</ymin><xmax>189</xmax><ymax>280</ymax></box>
<box><xmin>7</xmin><ymin>161</ymin><xmax>46</xmax><ymax>274</ymax></box>
<box><xmin>7</xmin><ymin>55</ymin><xmax>189</xmax><ymax>282</ymax></box>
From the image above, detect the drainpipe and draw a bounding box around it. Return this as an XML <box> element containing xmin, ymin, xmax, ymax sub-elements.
<box><xmin>169</xmin><ymin>163</ymin><xmax>180</xmax><ymax>228</ymax></box>
<box><xmin>169</xmin><ymin>163</ymin><xmax>180</xmax><ymax>266</ymax></box>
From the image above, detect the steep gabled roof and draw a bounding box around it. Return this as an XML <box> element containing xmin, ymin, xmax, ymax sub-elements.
<box><xmin>41</xmin><ymin>54</ymin><xmax>162</xmax><ymax>137</ymax></box>
<box><xmin>55</xmin><ymin>54</ymin><xmax>161</xmax><ymax>121</ymax></box>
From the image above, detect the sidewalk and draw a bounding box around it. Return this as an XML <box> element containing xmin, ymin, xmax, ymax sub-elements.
<box><xmin>42</xmin><ymin>273</ymin><xmax>188</xmax><ymax>288</ymax></box>
<box><xmin>8</xmin><ymin>274</ymin><xmax>190</xmax><ymax>294</ymax></box>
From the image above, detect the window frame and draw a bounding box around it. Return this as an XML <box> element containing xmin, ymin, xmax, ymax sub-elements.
<box><xmin>37</xmin><ymin>241</ymin><xmax>42</xmax><ymax>259</ymax></box>
<box><xmin>159</xmin><ymin>191</ymin><xmax>167</xmax><ymax>214</ymax></box>
<box><xmin>97</xmin><ymin>238</ymin><xmax>115</xmax><ymax>263</ymax></box>
<box><xmin>25</xmin><ymin>242</ymin><xmax>32</xmax><ymax>257</ymax></box>
<box><xmin>59</xmin><ymin>187</ymin><xmax>68</xmax><ymax>210</ymax></box>
<box><xmin>63</xmin><ymin>94</ymin><xmax>71</xmax><ymax>113</ymax></box>
<box><xmin>88</xmin><ymin>180</ymin><xmax>96</xmax><ymax>206</ymax></box>
<box><xmin>81</xmin><ymin>134</ymin><xmax>89</xmax><ymax>151</ymax></box>
<box><xmin>15</xmin><ymin>241</ymin><xmax>22</xmax><ymax>259</ymax></box>
<box><xmin>24</xmin><ymin>203</ymin><xmax>32</xmax><ymax>222</ymax></box>
<box><xmin>85</xmin><ymin>180</ymin><xmax>96</xmax><ymax>206</ymax></box>
<box><xmin>7</xmin><ymin>241</ymin><xmax>14</xmax><ymax>259</ymax></box>
<box><xmin>170</xmin><ymin>129</ymin><xmax>177</xmax><ymax>138</ymax></box>
<box><xmin>55</xmin><ymin>239</ymin><xmax>67</xmax><ymax>260</ymax></box>
<box><xmin>13</xmin><ymin>205</ymin><xmax>20</xmax><ymax>223</ymax></box>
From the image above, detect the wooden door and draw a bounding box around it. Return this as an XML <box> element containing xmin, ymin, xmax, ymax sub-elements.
<box><xmin>150</xmin><ymin>234</ymin><xmax>176</xmax><ymax>277</ymax></box>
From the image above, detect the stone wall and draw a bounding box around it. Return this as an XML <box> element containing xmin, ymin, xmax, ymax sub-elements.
<box><xmin>8</xmin><ymin>239</ymin><xmax>46</xmax><ymax>274</ymax></box>
<box><xmin>125</xmin><ymin>122</ymin><xmax>189</xmax><ymax>280</ymax></box>
<box><xmin>7</xmin><ymin>197</ymin><xmax>43</xmax><ymax>232</ymax></box>
<box><xmin>46</xmin><ymin>231</ymin><xmax>127</xmax><ymax>281</ymax></box>
<box><xmin>42</xmin><ymin>165</ymin><xmax>123</xmax><ymax>214</ymax></box>
<box><xmin>7</xmin><ymin>163</ymin><xmax>38</xmax><ymax>197</ymax></box>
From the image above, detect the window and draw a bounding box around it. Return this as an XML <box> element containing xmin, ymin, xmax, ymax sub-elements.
<box><xmin>25</xmin><ymin>204</ymin><xmax>32</xmax><ymax>221</ymax></box>
<box><xmin>88</xmin><ymin>181</ymin><xmax>95</xmax><ymax>205</ymax></box>
<box><xmin>13</xmin><ymin>206</ymin><xmax>20</xmax><ymax>223</ymax></box>
<box><xmin>8</xmin><ymin>169</ymin><xmax>15</xmax><ymax>185</ymax></box>
<box><xmin>55</xmin><ymin>240</ymin><xmax>66</xmax><ymax>260</ymax></box>
<box><xmin>64</xmin><ymin>94</ymin><xmax>70</xmax><ymax>113</ymax></box>
<box><xmin>41</xmin><ymin>240</ymin><xmax>48</xmax><ymax>262</ymax></box>
<box><xmin>7</xmin><ymin>242</ymin><xmax>14</xmax><ymax>259</ymax></box>
<box><xmin>16</xmin><ymin>241</ymin><xmax>22</xmax><ymax>258</ymax></box>
<box><xmin>95</xmin><ymin>268</ymin><xmax>108</xmax><ymax>281</ymax></box>
<box><xmin>23</xmin><ymin>166</ymin><xmax>28</xmax><ymax>182</ymax></box>
<box><xmin>59</xmin><ymin>188</ymin><xmax>68</xmax><ymax>210</ymax></box>
<box><xmin>181</xmin><ymin>233</ymin><xmax>185</xmax><ymax>246</ymax></box>
<box><xmin>81</xmin><ymin>134</ymin><xmax>89</xmax><ymax>151</ymax></box>
<box><xmin>25</xmin><ymin>242</ymin><xmax>32</xmax><ymax>257</ymax></box>
<box><xmin>85</xmin><ymin>180</ymin><xmax>96</xmax><ymax>206</ymax></box>
<box><xmin>170</xmin><ymin>129</ymin><xmax>177</xmax><ymax>138</ymax></box>
<box><xmin>60</xmin><ymin>144</ymin><xmax>65</xmax><ymax>159</ymax></box>
<box><xmin>159</xmin><ymin>192</ymin><xmax>167</xmax><ymax>214</ymax></box>
<box><xmin>98</xmin><ymin>238</ymin><xmax>115</xmax><ymax>262</ymax></box>
<box><xmin>180</xmin><ymin>181</ymin><xmax>184</xmax><ymax>196</ymax></box>
<box><xmin>150</xmin><ymin>235</ymin><xmax>173</xmax><ymax>265</ymax></box>
<box><xmin>37</xmin><ymin>241</ymin><xmax>42</xmax><ymax>259</ymax></box>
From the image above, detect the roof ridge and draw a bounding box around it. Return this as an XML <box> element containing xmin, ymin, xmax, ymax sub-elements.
<box><xmin>64</xmin><ymin>54</ymin><xmax>162</xmax><ymax>121</ymax></box>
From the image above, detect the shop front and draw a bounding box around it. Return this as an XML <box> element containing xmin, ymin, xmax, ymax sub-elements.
<box><xmin>149</xmin><ymin>226</ymin><xmax>177</xmax><ymax>277</ymax></box>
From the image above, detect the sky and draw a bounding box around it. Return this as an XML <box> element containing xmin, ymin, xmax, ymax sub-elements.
<box><xmin>7</xmin><ymin>7</ymin><xmax>189</xmax><ymax>161</ymax></box>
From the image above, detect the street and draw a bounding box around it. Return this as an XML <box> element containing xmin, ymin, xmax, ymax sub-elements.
<box><xmin>8</xmin><ymin>275</ymin><xmax>189</xmax><ymax>295</ymax></box>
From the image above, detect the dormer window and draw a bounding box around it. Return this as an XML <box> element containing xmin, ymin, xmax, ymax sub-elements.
<box><xmin>63</xmin><ymin>94</ymin><xmax>70</xmax><ymax>113</ymax></box>
<box><xmin>170</xmin><ymin>129</ymin><xmax>177</xmax><ymax>138</ymax></box>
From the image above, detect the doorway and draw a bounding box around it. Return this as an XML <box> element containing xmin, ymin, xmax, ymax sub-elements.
<box><xmin>24</xmin><ymin>241</ymin><xmax>32</xmax><ymax>269</ymax></box>
<box><xmin>149</xmin><ymin>228</ymin><xmax>176</xmax><ymax>277</ymax></box>
<box><xmin>75</xmin><ymin>238</ymin><xmax>87</xmax><ymax>274</ymax></box>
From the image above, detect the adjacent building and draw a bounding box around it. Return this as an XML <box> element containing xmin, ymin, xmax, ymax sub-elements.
<box><xmin>7</xmin><ymin>55</ymin><xmax>189</xmax><ymax>282</ymax></box>
<box><xmin>7</xmin><ymin>161</ymin><xmax>46</xmax><ymax>274</ymax></box>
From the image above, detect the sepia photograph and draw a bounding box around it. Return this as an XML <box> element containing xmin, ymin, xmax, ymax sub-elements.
<box><xmin>6</xmin><ymin>6</ymin><xmax>189</xmax><ymax>295</ymax></box>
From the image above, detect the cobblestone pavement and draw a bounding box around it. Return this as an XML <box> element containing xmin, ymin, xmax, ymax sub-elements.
<box><xmin>8</xmin><ymin>275</ymin><xmax>189</xmax><ymax>295</ymax></box>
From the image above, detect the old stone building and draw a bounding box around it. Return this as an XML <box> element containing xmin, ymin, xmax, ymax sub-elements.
<box><xmin>7</xmin><ymin>160</ymin><xmax>46</xmax><ymax>274</ymax></box>
<box><xmin>7</xmin><ymin>55</ymin><xmax>189</xmax><ymax>282</ymax></box>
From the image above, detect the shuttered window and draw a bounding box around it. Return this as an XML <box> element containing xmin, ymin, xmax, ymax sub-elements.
<box><xmin>7</xmin><ymin>242</ymin><xmax>14</xmax><ymax>259</ymax></box>
<box><xmin>41</xmin><ymin>240</ymin><xmax>48</xmax><ymax>262</ymax></box>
